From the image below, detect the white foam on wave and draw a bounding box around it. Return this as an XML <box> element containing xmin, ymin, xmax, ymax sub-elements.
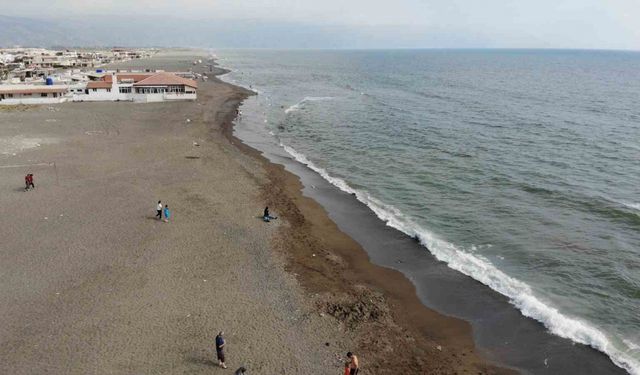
<box><xmin>280</xmin><ymin>142</ymin><xmax>640</xmax><ymax>375</ymax></box>
<box><xmin>284</xmin><ymin>96</ymin><xmax>334</xmax><ymax>114</ymax></box>
<box><xmin>623</xmin><ymin>202</ymin><xmax>640</xmax><ymax>211</ymax></box>
<box><xmin>215</xmin><ymin>63</ymin><xmax>260</xmax><ymax>94</ymax></box>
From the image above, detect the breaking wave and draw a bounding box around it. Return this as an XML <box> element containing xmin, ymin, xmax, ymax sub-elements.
<box><xmin>284</xmin><ymin>96</ymin><xmax>334</xmax><ymax>114</ymax></box>
<box><xmin>622</xmin><ymin>202</ymin><xmax>640</xmax><ymax>212</ymax></box>
<box><xmin>280</xmin><ymin>142</ymin><xmax>639</xmax><ymax>375</ymax></box>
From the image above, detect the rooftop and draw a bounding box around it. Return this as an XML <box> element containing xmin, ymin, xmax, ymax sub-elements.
<box><xmin>133</xmin><ymin>73</ymin><xmax>198</xmax><ymax>89</ymax></box>
<box><xmin>0</xmin><ymin>85</ymin><xmax>68</xmax><ymax>94</ymax></box>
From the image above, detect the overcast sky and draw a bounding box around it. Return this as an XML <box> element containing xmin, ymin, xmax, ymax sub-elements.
<box><xmin>3</xmin><ymin>0</ymin><xmax>640</xmax><ymax>49</ymax></box>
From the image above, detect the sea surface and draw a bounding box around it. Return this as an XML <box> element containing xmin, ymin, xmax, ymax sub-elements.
<box><xmin>217</xmin><ymin>49</ymin><xmax>640</xmax><ymax>374</ymax></box>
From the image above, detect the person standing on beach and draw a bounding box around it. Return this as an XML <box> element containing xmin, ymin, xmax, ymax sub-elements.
<box><xmin>216</xmin><ymin>331</ymin><xmax>227</xmax><ymax>369</ymax></box>
<box><xmin>163</xmin><ymin>205</ymin><xmax>170</xmax><ymax>223</ymax></box>
<box><xmin>156</xmin><ymin>201</ymin><xmax>162</xmax><ymax>220</ymax></box>
<box><xmin>346</xmin><ymin>352</ymin><xmax>359</xmax><ymax>375</ymax></box>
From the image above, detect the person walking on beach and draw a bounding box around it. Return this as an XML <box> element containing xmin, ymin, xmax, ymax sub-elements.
<box><xmin>156</xmin><ymin>200</ymin><xmax>162</xmax><ymax>220</ymax></box>
<box><xmin>24</xmin><ymin>173</ymin><xmax>34</xmax><ymax>191</ymax></box>
<box><xmin>163</xmin><ymin>205</ymin><xmax>170</xmax><ymax>223</ymax></box>
<box><xmin>346</xmin><ymin>352</ymin><xmax>359</xmax><ymax>375</ymax></box>
<box><xmin>215</xmin><ymin>331</ymin><xmax>227</xmax><ymax>369</ymax></box>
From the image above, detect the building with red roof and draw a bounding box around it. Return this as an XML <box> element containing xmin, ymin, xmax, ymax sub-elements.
<box><xmin>0</xmin><ymin>70</ymin><xmax>199</xmax><ymax>105</ymax></box>
<box><xmin>0</xmin><ymin>85</ymin><xmax>68</xmax><ymax>104</ymax></box>
<box><xmin>75</xmin><ymin>71</ymin><xmax>198</xmax><ymax>103</ymax></box>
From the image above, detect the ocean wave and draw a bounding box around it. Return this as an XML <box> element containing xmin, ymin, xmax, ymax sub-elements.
<box><xmin>622</xmin><ymin>202</ymin><xmax>640</xmax><ymax>211</ymax></box>
<box><xmin>284</xmin><ymin>96</ymin><xmax>334</xmax><ymax>114</ymax></box>
<box><xmin>215</xmin><ymin>64</ymin><xmax>260</xmax><ymax>94</ymax></box>
<box><xmin>280</xmin><ymin>142</ymin><xmax>640</xmax><ymax>375</ymax></box>
<box><xmin>516</xmin><ymin>182</ymin><xmax>640</xmax><ymax>227</ymax></box>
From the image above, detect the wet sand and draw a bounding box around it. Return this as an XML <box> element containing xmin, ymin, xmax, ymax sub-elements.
<box><xmin>0</xmin><ymin>50</ymin><xmax>512</xmax><ymax>374</ymax></box>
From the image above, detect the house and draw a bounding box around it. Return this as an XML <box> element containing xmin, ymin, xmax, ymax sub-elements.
<box><xmin>75</xmin><ymin>72</ymin><xmax>197</xmax><ymax>103</ymax></box>
<box><xmin>0</xmin><ymin>85</ymin><xmax>68</xmax><ymax>105</ymax></box>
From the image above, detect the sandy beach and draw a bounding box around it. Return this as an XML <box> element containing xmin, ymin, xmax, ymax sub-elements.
<box><xmin>0</xmin><ymin>50</ymin><xmax>513</xmax><ymax>374</ymax></box>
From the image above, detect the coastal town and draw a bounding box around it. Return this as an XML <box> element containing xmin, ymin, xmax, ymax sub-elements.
<box><xmin>0</xmin><ymin>47</ymin><xmax>202</xmax><ymax>104</ymax></box>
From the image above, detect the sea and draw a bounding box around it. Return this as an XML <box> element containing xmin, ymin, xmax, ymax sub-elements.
<box><xmin>216</xmin><ymin>49</ymin><xmax>640</xmax><ymax>374</ymax></box>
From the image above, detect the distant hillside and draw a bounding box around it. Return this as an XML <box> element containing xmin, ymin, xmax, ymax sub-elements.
<box><xmin>0</xmin><ymin>15</ymin><xmax>93</xmax><ymax>47</ymax></box>
<box><xmin>0</xmin><ymin>14</ymin><xmax>427</xmax><ymax>49</ymax></box>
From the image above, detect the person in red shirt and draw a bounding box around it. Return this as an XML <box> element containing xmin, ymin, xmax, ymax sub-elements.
<box><xmin>24</xmin><ymin>174</ymin><xmax>34</xmax><ymax>191</ymax></box>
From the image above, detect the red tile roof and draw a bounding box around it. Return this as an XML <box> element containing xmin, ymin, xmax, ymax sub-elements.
<box><xmin>116</xmin><ymin>73</ymin><xmax>154</xmax><ymax>83</ymax></box>
<box><xmin>133</xmin><ymin>73</ymin><xmax>197</xmax><ymax>89</ymax></box>
<box><xmin>0</xmin><ymin>86</ymin><xmax>68</xmax><ymax>94</ymax></box>
<box><xmin>87</xmin><ymin>81</ymin><xmax>112</xmax><ymax>89</ymax></box>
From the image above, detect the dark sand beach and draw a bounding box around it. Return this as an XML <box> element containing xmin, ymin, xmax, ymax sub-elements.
<box><xmin>0</xmin><ymin>50</ymin><xmax>514</xmax><ymax>374</ymax></box>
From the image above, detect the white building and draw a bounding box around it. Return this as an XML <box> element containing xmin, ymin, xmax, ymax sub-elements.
<box><xmin>74</xmin><ymin>72</ymin><xmax>197</xmax><ymax>103</ymax></box>
<box><xmin>0</xmin><ymin>85</ymin><xmax>68</xmax><ymax>105</ymax></box>
<box><xmin>0</xmin><ymin>69</ymin><xmax>197</xmax><ymax>105</ymax></box>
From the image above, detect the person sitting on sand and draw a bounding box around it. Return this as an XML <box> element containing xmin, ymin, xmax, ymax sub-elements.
<box><xmin>235</xmin><ymin>366</ymin><xmax>247</xmax><ymax>375</ymax></box>
<box><xmin>163</xmin><ymin>205</ymin><xmax>170</xmax><ymax>223</ymax></box>
<box><xmin>346</xmin><ymin>352</ymin><xmax>359</xmax><ymax>375</ymax></box>
<box><xmin>216</xmin><ymin>331</ymin><xmax>227</xmax><ymax>369</ymax></box>
<box><xmin>156</xmin><ymin>201</ymin><xmax>162</xmax><ymax>220</ymax></box>
<box><xmin>263</xmin><ymin>206</ymin><xmax>277</xmax><ymax>222</ymax></box>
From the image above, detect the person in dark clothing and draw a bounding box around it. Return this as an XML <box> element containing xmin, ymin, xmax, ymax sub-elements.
<box><xmin>215</xmin><ymin>331</ymin><xmax>227</xmax><ymax>369</ymax></box>
<box><xmin>263</xmin><ymin>206</ymin><xmax>277</xmax><ymax>222</ymax></box>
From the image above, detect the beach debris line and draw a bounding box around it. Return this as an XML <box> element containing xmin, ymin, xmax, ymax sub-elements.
<box><xmin>316</xmin><ymin>287</ymin><xmax>390</xmax><ymax>329</ymax></box>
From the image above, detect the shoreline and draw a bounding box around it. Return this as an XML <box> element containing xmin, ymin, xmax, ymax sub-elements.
<box><xmin>213</xmin><ymin>68</ymin><xmax>516</xmax><ymax>374</ymax></box>
<box><xmin>0</xmin><ymin>49</ymin><xmax>627</xmax><ymax>374</ymax></box>
<box><xmin>214</xmin><ymin>52</ymin><xmax>631</xmax><ymax>375</ymax></box>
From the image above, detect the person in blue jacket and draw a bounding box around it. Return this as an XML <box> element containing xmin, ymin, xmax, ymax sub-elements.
<box><xmin>215</xmin><ymin>331</ymin><xmax>227</xmax><ymax>368</ymax></box>
<box><xmin>163</xmin><ymin>205</ymin><xmax>170</xmax><ymax>222</ymax></box>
